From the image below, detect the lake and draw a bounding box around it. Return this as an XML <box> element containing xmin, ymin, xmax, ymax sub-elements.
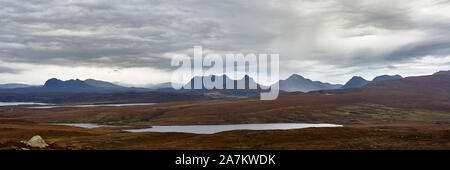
<box><xmin>28</xmin><ymin>103</ymin><xmax>156</xmax><ymax>109</ymax></box>
<box><xmin>54</xmin><ymin>123</ymin><xmax>342</xmax><ymax>134</ymax></box>
<box><xmin>0</xmin><ymin>102</ymin><xmax>49</xmax><ymax>106</ymax></box>
<box><xmin>125</xmin><ymin>123</ymin><xmax>343</xmax><ymax>134</ymax></box>
<box><xmin>52</xmin><ymin>123</ymin><xmax>116</xmax><ymax>128</ymax></box>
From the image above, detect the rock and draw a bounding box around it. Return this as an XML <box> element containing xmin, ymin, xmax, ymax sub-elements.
<box><xmin>23</xmin><ymin>135</ymin><xmax>49</xmax><ymax>148</ymax></box>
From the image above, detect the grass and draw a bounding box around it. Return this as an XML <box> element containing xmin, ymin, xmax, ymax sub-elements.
<box><xmin>1</xmin><ymin>84</ymin><xmax>449</xmax><ymax>150</ymax></box>
<box><xmin>1</xmin><ymin>118</ymin><xmax>448</xmax><ymax>150</ymax></box>
<box><xmin>1</xmin><ymin>98</ymin><xmax>449</xmax><ymax>128</ymax></box>
<box><xmin>329</xmin><ymin>103</ymin><xmax>450</xmax><ymax>125</ymax></box>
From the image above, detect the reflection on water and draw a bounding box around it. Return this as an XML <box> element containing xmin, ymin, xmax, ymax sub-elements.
<box><xmin>125</xmin><ymin>123</ymin><xmax>343</xmax><ymax>134</ymax></box>
<box><xmin>53</xmin><ymin>123</ymin><xmax>115</xmax><ymax>128</ymax></box>
<box><xmin>0</xmin><ymin>102</ymin><xmax>48</xmax><ymax>106</ymax></box>
<box><xmin>28</xmin><ymin>103</ymin><xmax>156</xmax><ymax>109</ymax></box>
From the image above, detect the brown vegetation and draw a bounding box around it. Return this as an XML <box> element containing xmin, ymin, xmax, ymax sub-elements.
<box><xmin>0</xmin><ymin>119</ymin><xmax>448</xmax><ymax>150</ymax></box>
<box><xmin>0</xmin><ymin>74</ymin><xmax>449</xmax><ymax>150</ymax></box>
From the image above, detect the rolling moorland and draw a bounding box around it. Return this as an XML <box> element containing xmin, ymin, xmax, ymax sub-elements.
<box><xmin>0</xmin><ymin>71</ymin><xmax>449</xmax><ymax>150</ymax></box>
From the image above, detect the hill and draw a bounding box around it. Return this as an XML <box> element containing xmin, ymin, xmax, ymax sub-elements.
<box><xmin>433</xmin><ymin>70</ymin><xmax>450</xmax><ymax>76</ymax></box>
<box><xmin>372</xmin><ymin>75</ymin><xmax>403</xmax><ymax>83</ymax></box>
<box><xmin>340</xmin><ymin>76</ymin><xmax>370</xmax><ymax>89</ymax></box>
<box><xmin>278</xmin><ymin>74</ymin><xmax>342</xmax><ymax>92</ymax></box>
<box><xmin>0</xmin><ymin>78</ymin><xmax>151</xmax><ymax>94</ymax></box>
<box><xmin>0</xmin><ymin>83</ymin><xmax>33</xmax><ymax>89</ymax></box>
<box><xmin>341</xmin><ymin>75</ymin><xmax>403</xmax><ymax>89</ymax></box>
<box><xmin>2</xmin><ymin>71</ymin><xmax>448</xmax><ymax>127</ymax></box>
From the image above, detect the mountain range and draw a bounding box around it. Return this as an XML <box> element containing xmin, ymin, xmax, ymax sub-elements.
<box><xmin>182</xmin><ymin>75</ymin><xmax>259</xmax><ymax>90</ymax></box>
<box><xmin>149</xmin><ymin>74</ymin><xmax>342</xmax><ymax>92</ymax></box>
<box><xmin>0</xmin><ymin>78</ymin><xmax>150</xmax><ymax>93</ymax></box>
<box><xmin>0</xmin><ymin>71</ymin><xmax>447</xmax><ymax>104</ymax></box>
<box><xmin>1</xmin><ymin>72</ymin><xmax>444</xmax><ymax>94</ymax></box>
<box><xmin>42</xmin><ymin>78</ymin><xmax>133</xmax><ymax>92</ymax></box>
<box><xmin>278</xmin><ymin>74</ymin><xmax>342</xmax><ymax>92</ymax></box>
<box><xmin>340</xmin><ymin>75</ymin><xmax>403</xmax><ymax>89</ymax></box>
<box><xmin>178</xmin><ymin>73</ymin><xmax>404</xmax><ymax>92</ymax></box>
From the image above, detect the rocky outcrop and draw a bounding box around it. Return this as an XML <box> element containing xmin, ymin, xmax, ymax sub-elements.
<box><xmin>22</xmin><ymin>135</ymin><xmax>49</xmax><ymax>148</ymax></box>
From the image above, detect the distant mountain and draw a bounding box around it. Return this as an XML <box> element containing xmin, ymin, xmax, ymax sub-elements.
<box><xmin>313</xmin><ymin>71</ymin><xmax>450</xmax><ymax>105</ymax></box>
<box><xmin>0</xmin><ymin>83</ymin><xmax>33</xmax><ymax>89</ymax></box>
<box><xmin>361</xmin><ymin>72</ymin><xmax>450</xmax><ymax>100</ymax></box>
<box><xmin>43</xmin><ymin>78</ymin><xmax>91</xmax><ymax>91</ymax></box>
<box><xmin>372</xmin><ymin>75</ymin><xmax>403</xmax><ymax>83</ymax></box>
<box><xmin>145</xmin><ymin>82</ymin><xmax>185</xmax><ymax>90</ymax></box>
<box><xmin>182</xmin><ymin>75</ymin><xmax>259</xmax><ymax>90</ymax></box>
<box><xmin>42</xmin><ymin>78</ymin><xmax>152</xmax><ymax>93</ymax></box>
<box><xmin>278</xmin><ymin>74</ymin><xmax>342</xmax><ymax>92</ymax></box>
<box><xmin>167</xmin><ymin>75</ymin><xmax>265</xmax><ymax>98</ymax></box>
<box><xmin>433</xmin><ymin>70</ymin><xmax>450</xmax><ymax>76</ymax></box>
<box><xmin>84</xmin><ymin>79</ymin><xmax>124</xmax><ymax>89</ymax></box>
<box><xmin>166</xmin><ymin>74</ymin><xmax>341</xmax><ymax>93</ymax></box>
<box><xmin>0</xmin><ymin>78</ymin><xmax>151</xmax><ymax>93</ymax></box>
<box><xmin>340</xmin><ymin>76</ymin><xmax>370</xmax><ymax>89</ymax></box>
<box><xmin>341</xmin><ymin>74</ymin><xmax>404</xmax><ymax>89</ymax></box>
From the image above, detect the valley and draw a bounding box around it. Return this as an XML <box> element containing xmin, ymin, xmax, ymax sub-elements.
<box><xmin>0</xmin><ymin>72</ymin><xmax>449</xmax><ymax>150</ymax></box>
<box><xmin>0</xmin><ymin>118</ymin><xmax>449</xmax><ymax>150</ymax></box>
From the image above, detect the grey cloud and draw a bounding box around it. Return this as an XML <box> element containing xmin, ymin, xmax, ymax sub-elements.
<box><xmin>0</xmin><ymin>0</ymin><xmax>449</xmax><ymax>76</ymax></box>
<box><xmin>387</xmin><ymin>65</ymin><xmax>397</xmax><ymax>70</ymax></box>
<box><xmin>335</xmin><ymin>0</ymin><xmax>418</xmax><ymax>30</ymax></box>
<box><xmin>0</xmin><ymin>0</ymin><xmax>227</xmax><ymax>69</ymax></box>
<box><xmin>387</xmin><ymin>39</ymin><xmax>450</xmax><ymax>61</ymax></box>
<box><xmin>0</xmin><ymin>65</ymin><xmax>21</xmax><ymax>74</ymax></box>
<box><xmin>289</xmin><ymin>0</ymin><xmax>450</xmax><ymax>70</ymax></box>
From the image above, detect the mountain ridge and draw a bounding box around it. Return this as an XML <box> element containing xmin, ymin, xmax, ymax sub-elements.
<box><xmin>341</xmin><ymin>75</ymin><xmax>403</xmax><ymax>89</ymax></box>
<box><xmin>340</xmin><ymin>76</ymin><xmax>371</xmax><ymax>89</ymax></box>
<box><xmin>278</xmin><ymin>74</ymin><xmax>342</xmax><ymax>92</ymax></box>
<box><xmin>1</xmin><ymin>78</ymin><xmax>150</xmax><ymax>93</ymax></box>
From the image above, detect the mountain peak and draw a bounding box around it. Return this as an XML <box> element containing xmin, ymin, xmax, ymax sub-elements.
<box><xmin>43</xmin><ymin>78</ymin><xmax>88</xmax><ymax>89</ymax></box>
<box><xmin>279</xmin><ymin>74</ymin><xmax>341</xmax><ymax>92</ymax></box>
<box><xmin>43</xmin><ymin>78</ymin><xmax>63</xmax><ymax>87</ymax></box>
<box><xmin>286</xmin><ymin>74</ymin><xmax>305</xmax><ymax>81</ymax></box>
<box><xmin>340</xmin><ymin>76</ymin><xmax>370</xmax><ymax>89</ymax></box>
<box><xmin>351</xmin><ymin>76</ymin><xmax>364</xmax><ymax>79</ymax></box>
<box><xmin>372</xmin><ymin>75</ymin><xmax>403</xmax><ymax>83</ymax></box>
<box><xmin>45</xmin><ymin>78</ymin><xmax>62</xmax><ymax>83</ymax></box>
<box><xmin>183</xmin><ymin>74</ymin><xmax>258</xmax><ymax>90</ymax></box>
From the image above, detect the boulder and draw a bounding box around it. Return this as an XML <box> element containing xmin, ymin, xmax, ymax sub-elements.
<box><xmin>23</xmin><ymin>135</ymin><xmax>48</xmax><ymax>148</ymax></box>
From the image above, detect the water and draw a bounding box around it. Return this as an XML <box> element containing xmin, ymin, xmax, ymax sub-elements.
<box><xmin>0</xmin><ymin>102</ymin><xmax>48</xmax><ymax>106</ymax></box>
<box><xmin>125</xmin><ymin>123</ymin><xmax>343</xmax><ymax>134</ymax></box>
<box><xmin>28</xmin><ymin>103</ymin><xmax>156</xmax><ymax>109</ymax></box>
<box><xmin>53</xmin><ymin>123</ymin><xmax>115</xmax><ymax>128</ymax></box>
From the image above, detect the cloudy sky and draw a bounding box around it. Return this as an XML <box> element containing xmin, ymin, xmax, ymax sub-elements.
<box><xmin>1</xmin><ymin>0</ymin><xmax>450</xmax><ymax>86</ymax></box>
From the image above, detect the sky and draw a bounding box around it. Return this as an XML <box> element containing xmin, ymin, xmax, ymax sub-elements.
<box><xmin>1</xmin><ymin>0</ymin><xmax>450</xmax><ymax>86</ymax></box>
